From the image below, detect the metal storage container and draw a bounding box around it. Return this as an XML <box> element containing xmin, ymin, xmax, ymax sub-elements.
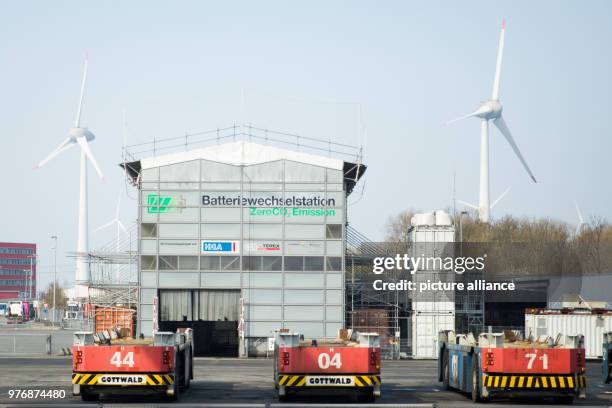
<box><xmin>525</xmin><ymin>308</ymin><xmax>612</xmax><ymax>358</ymax></box>
<box><xmin>412</xmin><ymin>310</ymin><xmax>455</xmax><ymax>359</ymax></box>
<box><xmin>94</xmin><ymin>306</ymin><xmax>136</xmax><ymax>336</ymax></box>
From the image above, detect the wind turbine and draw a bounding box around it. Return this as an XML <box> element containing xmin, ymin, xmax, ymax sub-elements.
<box><xmin>574</xmin><ymin>201</ymin><xmax>590</xmax><ymax>235</ymax></box>
<box><xmin>448</xmin><ymin>20</ymin><xmax>536</xmax><ymax>223</ymax></box>
<box><xmin>94</xmin><ymin>188</ymin><xmax>127</xmax><ymax>282</ymax></box>
<box><xmin>36</xmin><ymin>58</ymin><xmax>104</xmax><ymax>297</ymax></box>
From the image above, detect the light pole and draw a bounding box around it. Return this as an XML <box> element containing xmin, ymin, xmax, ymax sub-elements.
<box><xmin>28</xmin><ymin>254</ymin><xmax>36</xmax><ymax>300</ymax></box>
<box><xmin>51</xmin><ymin>235</ymin><xmax>58</xmax><ymax>323</ymax></box>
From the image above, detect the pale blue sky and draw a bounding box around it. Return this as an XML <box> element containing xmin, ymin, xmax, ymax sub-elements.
<box><xmin>1</xmin><ymin>1</ymin><xmax>610</xmax><ymax>289</ymax></box>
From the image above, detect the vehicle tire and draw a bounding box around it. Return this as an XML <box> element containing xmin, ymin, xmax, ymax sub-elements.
<box><xmin>80</xmin><ymin>389</ymin><xmax>98</xmax><ymax>402</ymax></box>
<box><xmin>183</xmin><ymin>356</ymin><xmax>191</xmax><ymax>389</ymax></box>
<box><xmin>357</xmin><ymin>389</ymin><xmax>375</xmax><ymax>403</ymax></box>
<box><xmin>553</xmin><ymin>396</ymin><xmax>574</xmax><ymax>404</ymax></box>
<box><xmin>278</xmin><ymin>390</ymin><xmax>291</xmax><ymax>402</ymax></box>
<box><xmin>443</xmin><ymin>351</ymin><xmax>450</xmax><ymax>390</ymax></box>
<box><xmin>471</xmin><ymin>357</ymin><xmax>482</xmax><ymax>403</ymax></box>
<box><xmin>165</xmin><ymin>379</ymin><xmax>180</xmax><ymax>401</ymax></box>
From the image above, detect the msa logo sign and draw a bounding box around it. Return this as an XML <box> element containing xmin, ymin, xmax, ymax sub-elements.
<box><xmin>201</xmin><ymin>241</ymin><xmax>239</xmax><ymax>254</ymax></box>
<box><xmin>147</xmin><ymin>194</ymin><xmax>183</xmax><ymax>214</ymax></box>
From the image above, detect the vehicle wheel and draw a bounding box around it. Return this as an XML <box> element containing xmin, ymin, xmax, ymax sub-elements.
<box><xmin>553</xmin><ymin>396</ymin><xmax>574</xmax><ymax>404</ymax></box>
<box><xmin>443</xmin><ymin>351</ymin><xmax>450</xmax><ymax>390</ymax></box>
<box><xmin>357</xmin><ymin>390</ymin><xmax>375</xmax><ymax>403</ymax></box>
<box><xmin>165</xmin><ymin>380</ymin><xmax>180</xmax><ymax>401</ymax></box>
<box><xmin>278</xmin><ymin>390</ymin><xmax>291</xmax><ymax>402</ymax></box>
<box><xmin>80</xmin><ymin>389</ymin><xmax>98</xmax><ymax>402</ymax></box>
<box><xmin>471</xmin><ymin>358</ymin><xmax>483</xmax><ymax>403</ymax></box>
<box><xmin>183</xmin><ymin>362</ymin><xmax>191</xmax><ymax>388</ymax></box>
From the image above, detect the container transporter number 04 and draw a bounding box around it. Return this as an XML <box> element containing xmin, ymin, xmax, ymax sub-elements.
<box><xmin>274</xmin><ymin>330</ymin><xmax>381</xmax><ymax>402</ymax></box>
<box><xmin>438</xmin><ymin>330</ymin><xmax>586</xmax><ymax>404</ymax></box>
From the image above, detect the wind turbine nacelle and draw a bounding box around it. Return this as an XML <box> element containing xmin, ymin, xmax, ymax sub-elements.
<box><xmin>474</xmin><ymin>100</ymin><xmax>503</xmax><ymax>120</ymax></box>
<box><xmin>69</xmin><ymin>127</ymin><xmax>95</xmax><ymax>142</ymax></box>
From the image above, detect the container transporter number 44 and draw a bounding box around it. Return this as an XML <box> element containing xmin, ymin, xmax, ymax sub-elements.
<box><xmin>72</xmin><ymin>329</ymin><xmax>193</xmax><ymax>401</ymax></box>
<box><xmin>438</xmin><ymin>330</ymin><xmax>586</xmax><ymax>404</ymax></box>
<box><xmin>274</xmin><ymin>330</ymin><xmax>381</xmax><ymax>402</ymax></box>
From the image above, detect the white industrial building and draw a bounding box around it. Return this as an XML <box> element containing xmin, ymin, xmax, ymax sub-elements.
<box><xmin>123</xmin><ymin>136</ymin><xmax>366</xmax><ymax>357</ymax></box>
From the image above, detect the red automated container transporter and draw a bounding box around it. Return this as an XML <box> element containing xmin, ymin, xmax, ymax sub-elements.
<box><xmin>274</xmin><ymin>330</ymin><xmax>381</xmax><ymax>402</ymax></box>
<box><xmin>72</xmin><ymin>329</ymin><xmax>193</xmax><ymax>401</ymax></box>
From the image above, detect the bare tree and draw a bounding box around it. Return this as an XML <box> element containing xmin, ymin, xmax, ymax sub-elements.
<box><xmin>385</xmin><ymin>209</ymin><xmax>417</xmax><ymax>243</ymax></box>
<box><xmin>41</xmin><ymin>282</ymin><xmax>67</xmax><ymax>309</ymax></box>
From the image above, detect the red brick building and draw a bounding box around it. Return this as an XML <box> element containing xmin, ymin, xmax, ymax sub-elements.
<box><xmin>0</xmin><ymin>242</ymin><xmax>36</xmax><ymax>300</ymax></box>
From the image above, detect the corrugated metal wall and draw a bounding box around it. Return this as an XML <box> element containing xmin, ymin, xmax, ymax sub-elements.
<box><xmin>160</xmin><ymin>289</ymin><xmax>240</xmax><ymax>322</ymax></box>
<box><xmin>525</xmin><ymin>312</ymin><xmax>612</xmax><ymax>358</ymax></box>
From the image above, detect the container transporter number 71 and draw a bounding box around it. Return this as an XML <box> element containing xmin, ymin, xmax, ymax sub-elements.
<box><xmin>438</xmin><ymin>330</ymin><xmax>586</xmax><ymax>404</ymax></box>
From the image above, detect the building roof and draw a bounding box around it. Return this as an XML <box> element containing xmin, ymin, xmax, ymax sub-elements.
<box><xmin>140</xmin><ymin>140</ymin><xmax>345</xmax><ymax>170</ymax></box>
<box><xmin>122</xmin><ymin>140</ymin><xmax>367</xmax><ymax>193</ymax></box>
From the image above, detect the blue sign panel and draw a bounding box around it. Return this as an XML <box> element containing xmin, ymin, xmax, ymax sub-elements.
<box><xmin>201</xmin><ymin>241</ymin><xmax>239</xmax><ymax>254</ymax></box>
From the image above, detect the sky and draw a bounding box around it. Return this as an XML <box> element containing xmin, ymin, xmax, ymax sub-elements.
<box><xmin>1</xmin><ymin>1</ymin><xmax>611</xmax><ymax>291</ymax></box>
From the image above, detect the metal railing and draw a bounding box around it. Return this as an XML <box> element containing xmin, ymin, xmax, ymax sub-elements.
<box><xmin>0</xmin><ymin>333</ymin><xmax>52</xmax><ymax>355</ymax></box>
<box><xmin>123</xmin><ymin>124</ymin><xmax>363</xmax><ymax>163</ymax></box>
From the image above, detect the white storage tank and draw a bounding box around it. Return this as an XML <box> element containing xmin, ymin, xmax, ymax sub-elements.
<box><xmin>434</xmin><ymin>210</ymin><xmax>452</xmax><ymax>226</ymax></box>
<box><xmin>525</xmin><ymin>308</ymin><xmax>612</xmax><ymax>359</ymax></box>
<box><xmin>411</xmin><ymin>212</ymin><xmax>436</xmax><ymax>227</ymax></box>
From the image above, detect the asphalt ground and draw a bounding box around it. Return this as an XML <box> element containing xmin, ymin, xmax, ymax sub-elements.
<box><xmin>0</xmin><ymin>357</ymin><xmax>611</xmax><ymax>407</ymax></box>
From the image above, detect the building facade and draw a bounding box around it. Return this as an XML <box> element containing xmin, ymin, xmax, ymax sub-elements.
<box><xmin>125</xmin><ymin>141</ymin><xmax>365</xmax><ymax>356</ymax></box>
<box><xmin>0</xmin><ymin>242</ymin><xmax>36</xmax><ymax>300</ymax></box>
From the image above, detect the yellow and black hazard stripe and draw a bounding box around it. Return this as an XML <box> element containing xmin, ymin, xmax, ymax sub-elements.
<box><xmin>71</xmin><ymin>373</ymin><xmax>174</xmax><ymax>386</ymax></box>
<box><xmin>481</xmin><ymin>374</ymin><xmax>586</xmax><ymax>389</ymax></box>
<box><xmin>277</xmin><ymin>374</ymin><xmax>381</xmax><ymax>387</ymax></box>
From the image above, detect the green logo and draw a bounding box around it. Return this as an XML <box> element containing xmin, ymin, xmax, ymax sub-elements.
<box><xmin>147</xmin><ymin>194</ymin><xmax>180</xmax><ymax>213</ymax></box>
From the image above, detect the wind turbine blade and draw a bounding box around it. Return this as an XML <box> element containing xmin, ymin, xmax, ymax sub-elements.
<box><xmin>574</xmin><ymin>201</ymin><xmax>585</xmax><ymax>224</ymax></box>
<box><xmin>94</xmin><ymin>219</ymin><xmax>115</xmax><ymax>233</ymax></box>
<box><xmin>492</xmin><ymin>19</ymin><xmax>506</xmax><ymax>100</ymax></box>
<box><xmin>446</xmin><ymin>111</ymin><xmax>480</xmax><ymax>125</ymax></box>
<box><xmin>37</xmin><ymin>137</ymin><xmax>75</xmax><ymax>168</ymax></box>
<box><xmin>115</xmin><ymin>190</ymin><xmax>122</xmax><ymax>218</ymax></box>
<box><xmin>493</xmin><ymin>116</ymin><xmax>537</xmax><ymax>183</ymax></box>
<box><xmin>117</xmin><ymin>220</ymin><xmax>128</xmax><ymax>234</ymax></box>
<box><xmin>75</xmin><ymin>58</ymin><xmax>88</xmax><ymax>127</ymax></box>
<box><xmin>490</xmin><ymin>187</ymin><xmax>511</xmax><ymax>209</ymax></box>
<box><xmin>76</xmin><ymin>137</ymin><xmax>104</xmax><ymax>179</ymax></box>
<box><xmin>457</xmin><ymin>200</ymin><xmax>479</xmax><ymax>210</ymax></box>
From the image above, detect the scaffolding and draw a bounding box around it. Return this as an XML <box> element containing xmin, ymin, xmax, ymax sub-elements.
<box><xmin>345</xmin><ymin>226</ymin><xmax>412</xmax><ymax>359</ymax></box>
<box><xmin>63</xmin><ymin>223</ymin><xmax>139</xmax><ymax>331</ymax></box>
<box><xmin>345</xmin><ymin>225</ymin><xmax>486</xmax><ymax>359</ymax></box>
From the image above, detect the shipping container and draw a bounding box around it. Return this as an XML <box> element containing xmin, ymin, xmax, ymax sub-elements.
<box><xmin>94</xmin><ymin>306</ymin><xmax>136</xmax><ymax>337</ymax></box>
<box><xmin>525</xmin><ymin>308</ymin><xmax>612</xmax><ymax>359</ymax></box>
<box><xmin>412</xmin><ymin>310</ymin><xmax>454</xmax><ymax>359</ymax></box>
